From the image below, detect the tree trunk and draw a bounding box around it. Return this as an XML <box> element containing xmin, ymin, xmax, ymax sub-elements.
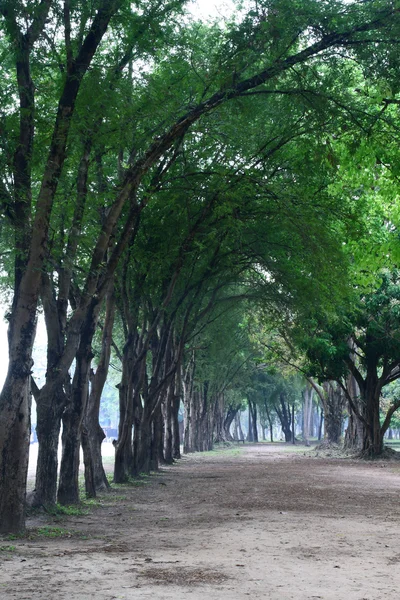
<box><xmin>172</xmin><ymin>373</ymin><xmax>181</xmax><ymax>459</ymax></box>
<box><xmin>163</xmin><ymin>383</ymin><xmax>174</xmax><ymax>464</ymax></box>
<box><xmin>343</xmin><ymin>374</ymin><xmax>364</xmax><ymax>451</ymax></box>
<box><xmin>247</xmin><ymin>402</ymin><xmax>253</xmax><ymax>442</ymax></box>
<box><xmin>136</xmin><ymin>408</ymin><xmax>153</xmax><ymax>474</ymax></box>
<box><xmin>323</xmin><ymin>382</ymin><xmax>344</xmax><ymax>445</ymax></box>
<box><xmin>0</xmin><ymin>378</ymin><xmax>31</xmax><ymax>534</ymax></box>
<box><xmin>83</xmin><ymin>287</ymin><xmax>115</xmax><ymax>492</ymax></box>
<box><xmin>291</xmin><ymin>403</ymin><xmax>296</xmax><ymax>444</ymax></box>
<box><xmin>264</xmin><ymin>402</ymin><xmax>274</xmax><ymax>443</ymax></box>
<box><xmin>32</xmin><ymin>390</ymin><xmax>64</xmax><ymax>507</ymax></box>
<box><xmin>57</xmin><ymin>302</ymin><xmax>99</xmax><ymax>505</ymax></box>
<box><xmin>274</xmin><ymin>393</ymin><xmax>292</xmax><ymax>442</ymax></box>
<box><xmin>236</xmin><ymin>413</ymin><xmax>244</xmax><ymax>441</ymax></box>
<box><xmin>152</xmin><ymin>400</ymin><xmax>164</xmax><ymax>470</ymax></box>
<box><xmin>318</xmin><ymin>407</ymin><xmax>324</xmax><ymax>441</ymax></box>
<box><xmin>302</xmin><ymin>386</ymin><xmax>313</xmax><ymax>447</ymax></box>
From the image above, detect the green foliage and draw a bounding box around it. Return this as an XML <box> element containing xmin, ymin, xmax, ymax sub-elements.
<box><xmin>45</xmin><ymin>504</ymin><xmax>90</xmax><ymax>517</ymax></box>
<box><xmin>0</xmin><ymin>544</ymin><xmax>16</xmax><ymax>552</ymax></box>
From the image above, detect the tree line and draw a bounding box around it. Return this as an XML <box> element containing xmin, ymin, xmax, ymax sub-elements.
<box><xmin>1</xmin><ymin>0</ymin><xmax>400</xmax><ymax>534</ymax></box>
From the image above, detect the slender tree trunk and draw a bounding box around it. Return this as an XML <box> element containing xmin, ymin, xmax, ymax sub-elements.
<box><xmin>163</xmin><ymin>383</ymin><xmax>174</xmax><ymax>464</ymax></box>
<box><xmin>291</xmin><ymin>404</ymin><xmax>295</xmax><ymax>444</ymax></box>
<box><xmin>318</xmin><ymin>407</ymin><xmax>324</xmax><ymax>441</ymax></box>
<box><xmin>264</xmin><ymin>402</ymin><xmax>274</xmax><ymax>443</ymax></box>
<box><xmin>83</xmin><ymin>287</ymin><xmax>115</xmax><ymax>492</ymax></box>
<box><xmin>172</xmin><ymin>372</ymin><xmax>181</xmax><ymax>459</ymax></box>
<box><xmin>152</xmin><ymin>400</ymin><xmax>164</xmax><ymax>470</ymax></box>
<box><xmin>247</xmin><ymin>402</ymin><xmax>253</xmax><ymax>442</ymax></box>
<box><xmin>302</xmin><ymin>386</ymin><xmax>313</xmax><ymax>447</ymax></box>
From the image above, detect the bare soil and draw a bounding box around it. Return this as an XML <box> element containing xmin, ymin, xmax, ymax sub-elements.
<box><xmin>2</xmin><ymin>443</ymin><xmax>400</xmax><ymax>600</ymax></box>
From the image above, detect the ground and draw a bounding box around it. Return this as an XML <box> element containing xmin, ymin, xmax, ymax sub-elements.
<box><xmin>1</xmin><ymin>443</ymin><xmax>400</xmax><ymax>599</ymax></box>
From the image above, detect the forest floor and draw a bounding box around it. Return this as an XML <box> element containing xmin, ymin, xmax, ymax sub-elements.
<box><xmin>2</xmin><ymin>443</ymin><xmax>400</xmax><ymax>600</ymax></box>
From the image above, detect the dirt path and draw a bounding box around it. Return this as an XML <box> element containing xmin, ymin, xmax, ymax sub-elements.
<box><xmin>2</xmin><ymin>444</ymin><xmax>400</xmax><ymax>600</ymax></box>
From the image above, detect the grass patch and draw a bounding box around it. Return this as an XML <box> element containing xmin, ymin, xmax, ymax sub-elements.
<box><xmin>28</xmin><ymin>526</ymin><xmax>88</xmax><ymax>540</ymax></box>
<box><xmin>122</xmin><ymin>477</ymin><xmax>149</xmax><ymax>487</ymax></box>
<box><xmin>47</xmin><ymin>503</ymin><xmax>90</xmax><ymax>517</ymax></box>
<box><xmin>3</xmin><ymin>533</ymin><xmax>24</xmax><ymax>541</ymax></box>
<box><xmin>35</xmin><ymin>526</ymin><xmax>73</xmax><ymax>538</ymax></box>
<box><xmin>109</xmin><ymin>494</ymin><xmax>128</xmax><ymax>501</ymax></box>
<box><xmin>0</xmin><ymin>545</ymin><xmax>16</xmax><ymax>552</ymax></box>
<box><xmin>204</xmin><ymin>446</ymin><xmax>242</xmax><ymax>458</ymax></box>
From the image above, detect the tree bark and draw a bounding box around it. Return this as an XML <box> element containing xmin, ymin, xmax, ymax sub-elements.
<box><xmin>82</xmin><ymin>286</ymin><xmax>115</xmax><ymax>493</ymax></box>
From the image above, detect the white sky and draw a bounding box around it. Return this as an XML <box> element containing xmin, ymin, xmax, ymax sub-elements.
<box><xmin>189</xmin><ymin>0</ymin><xmax>237</xmax><ymax>20</ymax></box>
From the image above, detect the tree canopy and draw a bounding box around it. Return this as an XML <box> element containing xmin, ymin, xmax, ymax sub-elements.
<box><xmin>1</xmin><ymin>0</ymin><xmax>400</xmax><ymax>534</ymax></box>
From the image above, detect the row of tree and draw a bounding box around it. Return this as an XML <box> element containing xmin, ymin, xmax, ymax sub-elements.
<box><xmin>1</xmin><ymin>0</ymin><xmax>400</xmax><ymax>535</ymax></box>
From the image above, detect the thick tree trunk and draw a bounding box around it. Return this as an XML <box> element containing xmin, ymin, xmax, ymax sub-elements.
<box><xmin>362</xmin><ymin>390</ymin><xmax>383</xmax><ymax>456</ymax></box>
<box><xmin>343</xmin><ymin>375</ymin><xmax>364</xmax><ymax>451</ymax></box>
<box><xmin>58</xmin><ymin>403</ymin><xmax>82</xmax><ymax>505</ymax></box>
<box><xmin>323</xmin><ymin>382</ymin><xmax>344</xmax><ymax>445</ymax></box>
<box><xmin>33</xmin><ymin>391</ymin><xmax>64</xmax><ymax>507</ymax></box>
<box><xmin>136</xmin><ymin>410</ymin><xmax>153</xmax><ymax>474</ymax></box>
<box><xmin>0</xmin><ymin>378</ymin><xmax>31</xmax><ymax>534</ymax></box>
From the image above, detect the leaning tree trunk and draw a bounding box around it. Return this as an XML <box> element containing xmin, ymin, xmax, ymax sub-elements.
<box><xmin>82</xmin><ymin>286</ymin><xmax>115</xmax><ymax>493</ymax></box>
<box><xmin>57</xmin><ymin>301</ymin><xmax>100</xmax><ymax>505</ymax></box>
<box><xmin>274</xmin><ymin>393</ymin><xmax>292</xmax><ymax>442</ymax></box>
<box><xmin>222</xmin><ymin>402</ymin><xmax>238</xmax><ymax>442</ymax></box>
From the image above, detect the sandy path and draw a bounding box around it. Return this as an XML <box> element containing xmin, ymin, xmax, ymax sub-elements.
<box><xmin>1</xmin><ymin>444</ymin><xmax>400</xmax><ymax>599</ymax></box>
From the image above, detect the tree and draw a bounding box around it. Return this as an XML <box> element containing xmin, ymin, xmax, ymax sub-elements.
<box><xmin>301</xmin><ymin>271</ymin><xmax>400</xmax><ymax>456</ymax></box>
<box><xmin>2</xmin><ymin>0</ymin><xmax>400</xmax><ymax>533</ymax></box>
